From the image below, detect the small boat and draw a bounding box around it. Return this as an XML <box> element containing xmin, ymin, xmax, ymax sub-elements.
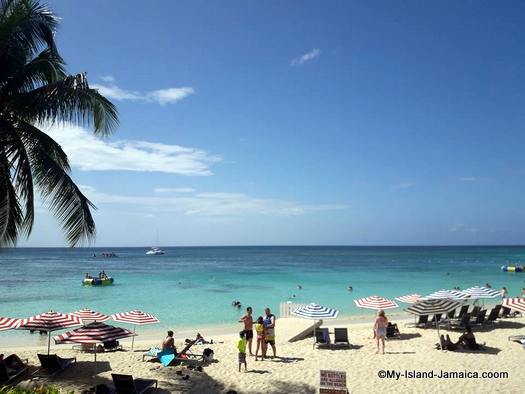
<box><xmin>501</xmin><ymin>265</ymin><xmax>524</xmax><ymax>273</ymax></box>
<box><xmin>146</xmin><ymin>247</ymin><xmax>165</xmax><ymax>255</ymax></box>
<box><xmin>83</xmin><ymin>273</ymin><xmax>114</xmax><ymax>286</ymax></box>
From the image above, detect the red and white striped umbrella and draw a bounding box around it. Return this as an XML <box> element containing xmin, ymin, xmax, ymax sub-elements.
<box><xmin>395</xmin><ymin>294</ymin><xmax>422</xmax><ymax>304</ymax></box>
<box><xmin>502</xmin><ymin>298</ymin><xmax>525</xmax><ymax>314</ymax></box>
<box><xmin>54</xmin><ymin>322</ymin><xmax>136</xmax><ymax>361</ymax></box>
<box><xmin>17</xmin><ymin>311</ymin><xmax>82</xmax><ymax>354</ymax></box>
<box><xmin>0</xmin><ymin>317</ymin><xmax>20</xmax><ymax>331</ymax></box>
<box><xmin>354</xmin><ymin>296</ymin><xmax>398</xmax><ymax>310</ymax></box>
<box><xmin>111</xmin><ymin>310</ymin><xmax>159</xmax><ymax>325</ymax></box>
<box><xmin>111</xmin><ymin>310</ymin><xmax>159</xmax><ymax>351</ymax></box>
<box><xmin>71</xmin><ymin>309</ymin><xmax>110</xmax><ymax>323</ymax></box>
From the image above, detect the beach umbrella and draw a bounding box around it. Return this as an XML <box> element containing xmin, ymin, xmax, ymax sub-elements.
<box><xmin>502</xmin><ymin>298</ymin><xmax>525</xmax><ymax>314</ymax></box>
<box><xmin>0</xmin><ymin>317</ymin><xmax>20</xmax><ymax>331</ymax></box>
<box><xmin>395</xmin><ymin>294</ymin><xmax>422</xmax><ymax>304</ymax></box>
<box><xmin>354</xmin><ymin>296</ymin><xmax>398</xmax><ymax>310</ymax></box>
<box><xmin>406</xmin><ymin>299</ymin><xmax>460</xmax><ymax>347</ymax></box>
<box><xmin>17</xmin><ymin>311</ymin><xmax>81</xmax><ymax>354</ymax></box>
<box><xmin>111</xmin><ymin>310</ymin><xmax>160</xmax><ymax>351</ymax></box>
<box><xmin>71</xmin><ymin>309</ymin><xmax>110</xmax><ymax>323</ymax></box>
<box><xmin>54</xmin><ymin>322</ymin><xmax>136</xmax><ymax>361</ymax></box>
<box><xmin>460</xmin><ymin>286</ymin><xmax>499</xmax><ymax>299</ymax></box>
<box><xmin>291</xmin><ymin>303</ymin><xmax>339</xmax><ymax>347</ymax></box>
<box><xmin>424</xmin><ymin>289</ymin><xmax>469</xmax><ymax>301</ymax></box>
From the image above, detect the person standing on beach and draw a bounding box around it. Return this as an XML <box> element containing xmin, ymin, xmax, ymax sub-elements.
<box><xmin>501</xmin><ymin>287</ymin><xmax>508</xmax><ymax>299</ymax></box>
<box><xmin>373</xmin><ymin>310</ymin><xmax>388</xmax><ymax>355</ymax></box>
<box><xmin>263</xmin><ymin>307</ymin><xmax>277</xmax><ymax>358</ymax></box>
<box><xmin>237</xmin><ymin>331</ymin><xmax>248</xmax><ymax>372</ymax></box>
<box><xmin>239</xmin><ymin>306</ymin><xmax>254</xmax><ymax>356</ymax></box>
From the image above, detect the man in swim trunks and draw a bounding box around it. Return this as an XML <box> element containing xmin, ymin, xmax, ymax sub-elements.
<box><xmin>162</xmin><ymin>330</ymin><xmax>176</xmax><ymax>353</ymax></box>
<box><xmin>263</xmin><ymin>307</ymin><xmax>276</xmax><ymax>358</ymax></box>
<box><xmin>239</xmin><ymin>306</ymin><xmax>254</xmax><ymax>355</ymax></box>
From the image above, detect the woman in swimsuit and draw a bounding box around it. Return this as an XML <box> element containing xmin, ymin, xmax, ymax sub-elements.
<box><xmin>373</xmin><ymin>309</ymin><xmax>388</xmax><ymax>355</ymax></box>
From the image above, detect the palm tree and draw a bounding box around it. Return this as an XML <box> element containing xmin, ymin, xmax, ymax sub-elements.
<box><xmin>0</xmin><ymin>0</ymin><xmax>118</xmax><ymax>246</ymax></box>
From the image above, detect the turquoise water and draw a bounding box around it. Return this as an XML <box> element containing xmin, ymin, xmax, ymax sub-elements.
<box><xmin>1</xmin><ymin>246</ymin><xmax>524</xmax><ymax>335</ymax></box>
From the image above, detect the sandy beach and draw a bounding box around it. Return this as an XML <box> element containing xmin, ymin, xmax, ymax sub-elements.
<box><xmin>4</xmin><ymin>316</ymin><xmax>525</xmax><ymax>393</ymax></box>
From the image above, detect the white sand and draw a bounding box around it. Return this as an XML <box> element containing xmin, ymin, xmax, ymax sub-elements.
<box><xmin>4</xmin><ymin>316</ymin><xmax>525</xmax><ymax>393</ymax></box>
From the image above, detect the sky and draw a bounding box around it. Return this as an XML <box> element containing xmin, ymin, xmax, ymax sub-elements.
<box><xmin>20</xmin><ymin>0</ymin><xmax>525</xmax><ymax>247</ymax></box>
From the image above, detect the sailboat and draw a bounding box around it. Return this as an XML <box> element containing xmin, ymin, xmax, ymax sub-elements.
<box><xmin>146</xmin><ymin>230</ymin><xmax>165</xmax><ymax>255</ymax></box>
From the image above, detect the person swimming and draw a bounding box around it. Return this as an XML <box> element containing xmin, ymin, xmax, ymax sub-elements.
<box><xmin>348</xmin><ymin>286</ymin><xmax>353</xmax><ymax>292</ymax></box>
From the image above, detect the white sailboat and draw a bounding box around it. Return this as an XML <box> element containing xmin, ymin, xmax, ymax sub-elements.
<box><xmin>146</xmin><ymin>231</ymin><xmax>165</xmax><ymax>255</ymax></box>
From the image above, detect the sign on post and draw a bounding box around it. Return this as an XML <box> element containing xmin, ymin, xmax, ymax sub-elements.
<box><xmin>320</xmin><ymin>370</ymin><xmax>347</xmax><ymax>394</ymax></box>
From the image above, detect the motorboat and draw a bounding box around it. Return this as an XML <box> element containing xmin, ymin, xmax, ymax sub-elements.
<box><xmin>146</xmin><ymin>247</ymin><xmax>165</xmax><ymax>255</ymax></box>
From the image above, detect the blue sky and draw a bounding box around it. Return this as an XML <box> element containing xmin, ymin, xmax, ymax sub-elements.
<box><xmin>22</xmin><ymin>0</ymin><xmax>525</xmax><ymax>246</ymax></box>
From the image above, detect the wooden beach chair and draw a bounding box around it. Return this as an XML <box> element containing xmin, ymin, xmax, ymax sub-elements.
<box><xmin>33</xmin><ymin>354</ymin><xmax>76</xmax><ymax>377</ymax></box>
<box><xmin>0</xmin><ymin>354</ymin><xmax>28</xmax><ymax>384</ymax></box>
<box><xmin>333</xmin><ymin>328</ymin><xmax>350</xmax><ymax>348</ymax></box>
<box><xmin>112</xmin><ymin>373</ymin><xmax>158</xmax><ymax>394</ymax></box>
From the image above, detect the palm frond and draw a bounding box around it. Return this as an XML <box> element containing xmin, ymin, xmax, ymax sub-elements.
<box><xmin>27</xmin><ymin>137</ymin><xmax>96</xmax><ymax>246</ymax></box>
<box><xmin>17</xmin><ymin>119</ymin><xmax>69</xmax><ymax>170</ymax></box>
<box><xmin>0</xmin><ymin>146</ymin><xmax>23</xmax><ymax>246</ymax></box>
<box><xmin>0</xmin><ymin>116</ymin><xmax>34</xmax><ymax>235</ymax></box>
<box><xmin>1</xmin><ymin>47</ymin><xmax>66</xmax><ymax>95</ymax></box>
<box><xmin>8</xmin><ymin>73</ymin><xmax>119</xmax><ymax>136</ymax></box>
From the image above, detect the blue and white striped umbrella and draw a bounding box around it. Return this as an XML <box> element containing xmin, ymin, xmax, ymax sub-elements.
<box><xmin>424</xmin><ymin>289</ymin><xmax>470</xmax><ymax>301</ymax></box>
<box><xmin>292</xmin><ymin>303</ymin><xmax>339</xmax><ymax>320</ymax></box>
<box><xmin>461</xmin><ymin>286</ymin><xmax>499</xmax><ymax>299</ymax></box>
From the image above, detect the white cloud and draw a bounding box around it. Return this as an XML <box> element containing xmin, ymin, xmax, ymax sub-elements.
<box><xmin>44</xmin><ymin>124</ymin><xmax>221</xmax><ymax>176</ymax></box>
<box><xmin>291</xmin><ymin>48</ymin><xmax>321</xmax><ymax>66</ymax></box>
<box><xmin>92</xmin><ymin>77</ymin><xmax>194</xmax><ymax>105</ymax></box>
<box><xmin>78</xmin><ymin>186</ymin><xmax>348</xmax><ymax>217</ymax></box>
<box><xmin>154</xmin><ymin>187</ymin><xmax>196</xmax><ymax>193</ymax></box>
<box><xmin>100</xmin><ymin>75</ymin><xmax>116</xmax><ymax>83</ymax></box>
<box><xmin>392</xmin><ymin>182</ymin><xmax>414</xmax><ymax>189</ymax></box>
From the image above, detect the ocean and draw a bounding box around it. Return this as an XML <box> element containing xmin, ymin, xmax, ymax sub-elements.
<box><xmin>1</xmin><ymin>246</ymin><xmax>524</xmax><ymax>339</ymax></box>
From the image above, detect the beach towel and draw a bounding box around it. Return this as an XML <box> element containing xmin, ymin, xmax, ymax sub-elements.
<box><xmin>157</xmin><ymin>349</ymin><xmax>175</xmax><ymax>367</ymax></box>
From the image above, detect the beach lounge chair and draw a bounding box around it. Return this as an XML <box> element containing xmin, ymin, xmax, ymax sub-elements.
<box><xmin>161</xmin><ymin>338</ymin><xmax>209</xmax><ymax>366</ymax></box>
<box><xmin>112</xmin><ymin>373</ymin><xmax>158</xmax><ymax>394</ymax></box>
<box><xmin>142</xmin><ymin>346</ymin><xmax>161</xmax><ymax>362</ymax></box>
<box><xmin>484</xmin><ymin>305</ymin><xmax>502</xmax><ymax>325</ymax></box>
<box><xmin>333</xmin><ymin>328</ymin><xmax>350</xmax><ymax>348</ymax></box>
<box><xmin>457</xmin><ymin>305</ymin><xmax>469</xmax><ymax>319</ymax></box>
<box><xmin>450</xmin><ymin>313</ymin><xmax>470</xmax><ymax>330</ymax></box>
<box><xmin>386</xmin><ymin>323</ymin><xmax>400</xmax><ymax>339</ymax></box>
<box><xmin>103</xmin><ymin>340</ymin><xmax>123</xmax><ymax>352</ymax></box>
<box><xmin>33</xmin><ymin>354</ymin><xmax>76</xmax><ymax>377</ymax></box>
<box><xmin>470</xmin><ymin>306</ymin><xmax>481</xmax><ymax>317</ymax></box>
<box><xmin>314</xmin><ymin>328</ymin><xmax>331</xmax><ymax>349</ymax></box>
<box><xmin>500</xmin><ymin>306</ymin><xmax>511</xmax><ymax>318</ymax></box>
<box><xmin>471</xmin><ymin>310</ymin><xmax>487</xmax><ymax>326</ymax></box>
<box><xmin>0</xmin><ymin>354</ymin><xmax>28</xmax><ymax>384</ymax></box>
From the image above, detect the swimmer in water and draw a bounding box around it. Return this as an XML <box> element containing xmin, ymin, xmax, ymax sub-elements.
<box><xmin>297</xmin><ymin>285</ymin><xmax>302</xmax><ymax>290</ymax></box>
<box><xmin>348</xmin><ymin>286</ymin><xmax>353</xmax><ymax>292</ymax></box>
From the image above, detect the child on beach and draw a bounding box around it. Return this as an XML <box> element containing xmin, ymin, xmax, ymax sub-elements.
<box><xmin>254</xmin><ymin>316</ymin><xmax>265</xmax><ymax>361</ymax></box>
<box><xmin>237</xmin><ymin>330</ymin><xmax>247</xmax><ymax>372</ymax></box>
<box><xmin>373</xmin><ymin>309</ymin><xmax>388</xmax><ymax>355</ymax></box>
